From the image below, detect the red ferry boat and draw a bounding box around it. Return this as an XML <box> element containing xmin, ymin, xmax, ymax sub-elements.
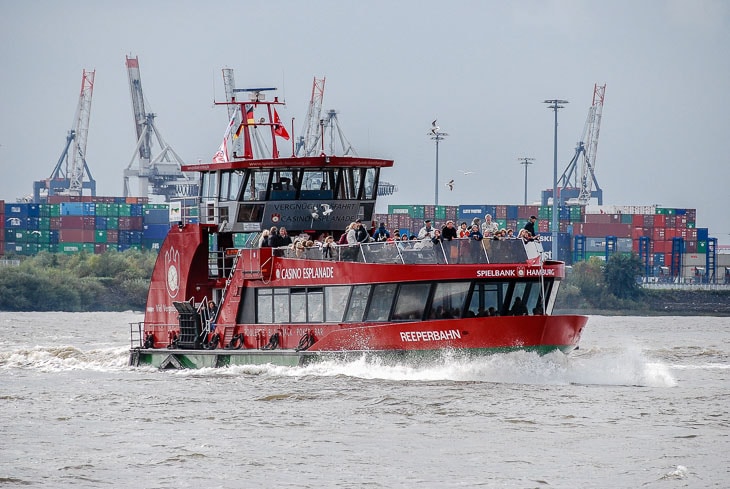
<box><xmin>129</xmin><ymin>88</ymin><xmax>587</xmax><ymax>369</ymax></box>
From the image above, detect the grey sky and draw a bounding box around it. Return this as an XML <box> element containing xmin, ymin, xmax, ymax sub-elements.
<box><xmin>1</xmin><ymin>0</ymin><xmax>728</xmax><ymax>244</ymax></box>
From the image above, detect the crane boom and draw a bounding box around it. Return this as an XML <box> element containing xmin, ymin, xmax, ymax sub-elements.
<box><xmin>297</xmin><ymin>77</ymin><xmax>325</xmax><ymax>156</ymax></box>
<box><xmin>555</xmin><ymin>83</ymin><xmax>605</xmax><ymax>205</ymax></box>
<box><xmin>68</xmin><ymin>69</ymin><xmax>95</xmax><ymax>194</ymax></box>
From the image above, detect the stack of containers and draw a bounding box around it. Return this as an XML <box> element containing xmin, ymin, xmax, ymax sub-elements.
<box><xmin>1</xmin><ymin>196</ymin><xmax>160</xmax><ymax>255</ymax></box>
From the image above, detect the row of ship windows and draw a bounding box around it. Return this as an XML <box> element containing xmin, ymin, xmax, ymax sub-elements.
<box><xmin>202</xmin><ymin>168</ymin><xmax>380</xmax><ymax>202</ymax></box>
<box><xmin>251</xmin><ymin>279</ymin><xmax>554</xmax><ymax>324</ymax></box>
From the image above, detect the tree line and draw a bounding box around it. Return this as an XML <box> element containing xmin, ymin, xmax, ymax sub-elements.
<box><xmin>0</xmin><ymin>250</ymin><xmax>156</xmax><ymax>311</ymax></box>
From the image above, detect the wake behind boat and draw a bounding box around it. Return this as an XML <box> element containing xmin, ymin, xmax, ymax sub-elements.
<box><xmin>128</xmin><ymin>86</ymin><xmax>587</xmax><ymax>369</ymax></box>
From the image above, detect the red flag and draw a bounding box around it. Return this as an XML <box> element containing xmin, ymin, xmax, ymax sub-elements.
<box><xmin>273</xmin><ymin>109</ymin><xmax>290</xmax><ymax>140</ymax></box>
<box><xmin>212</xmin><ymin>139</ymin><xmax>228</xmax><ymax>163</ymax></box>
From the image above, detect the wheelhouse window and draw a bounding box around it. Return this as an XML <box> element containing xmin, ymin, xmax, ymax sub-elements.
<box><xmin>242</xmin><ymin>170</ymin><xmax>270</xmax><ymax>201</ymax></box>
<box><xmin>344</xmin><ymin>285</ymin><xmax>370</xmax><ymax>322</ymax></box>
<box><xmin>325</xmin><ymin>286</ymin><xmax>350</xmax><ymax>322</ymax></box>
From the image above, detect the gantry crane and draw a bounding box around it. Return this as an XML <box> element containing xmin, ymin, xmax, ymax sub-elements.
<box><xmin>33</xmin><ymin>69</ymin><xmax>97</xmax><ymax>202</ymax></box>
<box><xmin>548</xmin><ymin>83</ymin><xmax>606</xmax><ymax>206</ymax></box>
<box><xmin>123</xmin><ymin>55</ymin><xmax>196</xmax><ymax>200</ymax></box>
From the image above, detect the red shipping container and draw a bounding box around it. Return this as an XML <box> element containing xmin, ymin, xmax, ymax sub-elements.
<box><xmin>685</xmin><ymin>240</ymin><xmax>698</xmax><ymax>253</ymax></box>
<box><xmin>674</xmin><ymin>215</ymin><xmax>688</xmax><ymax>228</ymax></box>
<box><xmin>654</xmin><ymin>214</ymin><xmax>666</xmax><ymax>227</ymax></box>
<box><xmin>585</xmin><ymin>214</ymin><xmax>613</xmax><ymax>224</ymax></box>
<box><xmin>50</xmin><ymin>217</ymin><xmax>62</xmax><ymax>230</ymax></box>
<box><xmin>652</xmin><ymin>227</ymin><xmax>666</xmax><ymax>241</ymax></box>
<box><xmin>664</xmin><ymin>228</ymin><xmax>677</xmax><ymax>240</ymax></box>
<box><xmin>106</xmin><ymin>229</ymin><xmax>119</xmax><ymax>243</ymax></box>
<box><xmin>59</xmin><ymin>229</ymin><xmax>95</xmax><ymax>243</ymax></box>
<box><xmin>574</xmin><ymin>222</ymin><xmax>632</xmax><ymax>238</ymax></box>
<box><xmin>517</xmin><ymin>205</ymin><xmax>539</xmax><ymax>219</ymax></box>
<box><xmin>643</xmin><ymin>214</ymin><xmax>654</xmax><ymax>227</ymax></box>
<box><xmin>94</xmin><ymin>243</ymin><xmax>107</xmax><ymax>254</ymax></box>
<box><xmin>632</xmin><ymin>214</ymin><xmax>644</xmax><ymax>226</ymax></box>
<box><xmin>495</xmin><ymin>205</ymin><xmax>507</xmax><ymax>219</ymax></box>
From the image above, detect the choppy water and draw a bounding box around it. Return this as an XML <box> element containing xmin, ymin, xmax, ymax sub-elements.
<box><xmin>1</xmin><ymin>312</ymin><xmax>728</xmax><ymax>488</ymax></box>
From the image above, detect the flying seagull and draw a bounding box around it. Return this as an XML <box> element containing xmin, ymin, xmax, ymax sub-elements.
<box><xmin>430</xmin><ymin>119</ymin><xmax>440</xmax><ymax>135</ymax></box>
<box><xmin>445</xmin><ymin>179</ymin><xmax>454</xmax><ymax>191</ymax></box>
<box><xmin>459</xmin><ymin>169</ymin><xmax>475</xmax><ymax>175</ymax></box>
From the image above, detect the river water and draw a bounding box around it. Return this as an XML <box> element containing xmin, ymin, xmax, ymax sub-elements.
<box><xmin>0</xmin><ymin>312</ymin><xmax>727</xmax><ymax>488</ymax></box>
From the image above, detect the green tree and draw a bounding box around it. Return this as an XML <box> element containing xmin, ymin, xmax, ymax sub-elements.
<box><xmin>604</xmin><ymin>252</ymin><xmax>643</xmax><ymax>299</ymax></box>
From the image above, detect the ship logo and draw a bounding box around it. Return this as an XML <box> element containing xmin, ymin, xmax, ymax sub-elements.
<box><xmin>517</xmin><ymin>267</ymin><xmax>525</xmax><ymax>277</ymax></box>
<box><xmin>165</xmin><ymin>247</ymin><xmax>180</xmax><ymax>298</ymax></box>
<box><xmin>271</xmin><ymin>213</ymin><xmax>281</xmax><ymax>223</ymax></box>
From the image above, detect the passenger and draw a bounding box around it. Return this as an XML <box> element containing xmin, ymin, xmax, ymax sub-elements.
<box><xmin>488</xmin><ymin>306</ymin><xmax>498</xmax><ymax>316</ymax></box>
<box><xmin>270</xmin><ymin>226</ymin><xmax>292</xmax><ymax>254</ymax></box>
<box><xmin>207</xmin><ymin>301</ymin><xmax>217</xmax><ymax>331</ymax></box>
<box><xmin>373</xmin><ymin>222</ymin><xmax>391</xmax><ymax>242</ymax></box>
<box><xmin>524</xmin><ymin>215</ymin><xmax>537</xmax><ymax>237</ymax></box>
<box><xmin>322</xmin><ymin>235</ymin><xmax>335</xmax><ymax>259</ymax></box>
<box><xmin>510</xmin><ymin>296</ymin><xmax>529</xmax><ymax>316</ymax></box>
<box><xmin>418</xmin><ymin>219</ymin><xmax>437</xmax><ymax>239</ymax></box>
<box><xmin>470</xmin><ymin>217</ymin><xmax>481</xmax><ymax>229</ymax></box>
<box><xmin>468</xmin><ymin>224</ymin><xmax>483</xmax><ymax>241</ymax></box>
<box><xmin>431</xmin><ymin>229</ymin><xmax>443</xmax><ymax>245</ymax></box>
<box><xmin>258</xmin><ymin>229</ymin><xmax>270</xmax><ymax>247</ymax></box>
<box><xmin>458</xmin><ymin>222</ymin><xmax>470</xmax><ymax>238</ymax></box>
<box><xmin>355</xmin><ymin>219</ymin><xmax>370</xmax><ymax>243</ymax></box>
<box><xmin>533</xmin><ymin>299</ymin><xmax>544</xmax><ymax>315</ymax></box>
<box><xmin>506</xmin><ymin>228</ymin><xmax>515</xmax><ymax>239</ymax></box>
<box><xmin>481</xmin><ymin>214</ymin><xmax>499</xmax><ymax>237</ymax></box>
<box><xmin>338</xmin><ymin>224</ymin><xmax>352</xmax><ymax>245</ymax></box>
<box><xmin>441</xmin><ymin>220</ymin><xmax>457</xmax><ymax>241</ymax></box>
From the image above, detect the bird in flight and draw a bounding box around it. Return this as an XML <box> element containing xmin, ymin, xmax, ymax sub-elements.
<box><xmin>445</xmin><ymin>179</ymin><xmax>454</xmax><ymax>191</ymax></box>
<box><xmin>430</xmin><ymin>120</ymin><xmax>440</xmax><ymax>135</ymax></box>
<box><xmin>459</xmin><ymin>169</ymin><xmax>475</xmax><ymax>175</ymax></box>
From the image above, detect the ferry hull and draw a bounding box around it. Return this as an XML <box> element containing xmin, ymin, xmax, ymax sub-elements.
<box><xmin>129</xmin><ymin>314</ymin><xmax>587</xmax><ymax>369</ymax></box>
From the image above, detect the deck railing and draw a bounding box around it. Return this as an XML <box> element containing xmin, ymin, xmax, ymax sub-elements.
<box><xmin>271</xmin><ymin>237</ymin><xmax>542</xmax><ymax>265</ymax></box>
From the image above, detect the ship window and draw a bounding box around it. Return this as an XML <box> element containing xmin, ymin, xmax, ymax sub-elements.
<box><xmin>273</xmin><ymin>288</ymin><xmax>289</xmax><ymax>323</ymax></box>
<box><xmin>325</xmin><ymin>286</ymin><xmax>350</xmax><ymax>322</ymax></box>
<box><xmin>366</xmin><ymin>283</ymin><xmax>397</xmax><ymax>322</ymax></box>
<box><xmin>290</xmin><ymin>288</ymin><xmax>306</xmax><ymax>323</ymax></box>
<box><xmin>229</xmin><ymin>171</ymin><xmax>243</xmax><ymax>201</ymax></box>
<box><xmin>364</xmin><ymin>168</ymin><xmax>377</xmax><ymax>199</ymax></box>
<box><xmin>256</xmin><ymin>289</ymin><xmax>273</xmax><ymax>323</ymax></box>
<box><xmin>344</xmin><ymin>285</ymin><xmax>370</xmax><ymax>322</ymax></box>
<box><xmin>201</xmin><ymin>173</ymin><xmax>210</xmax><ymax>199</ymax></box>
<box><xmin>220</xmin><ymin>172</ymin><xmax>230</xmax><ymax>201</ymax></box>
<box><xmin>307</xmin><ymin>288</ymin><xmax>324</xmax><ymax>322</ymax></box>
<box><xmin>430</xmin><ymin>282</ymin><xmax>470</xmax><ymax>319</ymax></box>
<box><xmin>393</xmin><ymin>283</ymin><xmax>431</xmax><ymax>320</ymax></box>
<box><xmin>466</xmin><ymin>283</ymin><xmax>503</xmax><ymax>317</ymax></box>
<box><xmin>207</xmin><ymin>172</ymin><xmax>218</xmax><ymax>199</ymax></box>
<box><xmin>242</xmin><ymin>170</ymin><xmax>269</xmax><ymax>201</ymax></box>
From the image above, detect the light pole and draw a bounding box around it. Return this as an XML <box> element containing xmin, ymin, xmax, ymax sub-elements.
<box><xmin>429</xmin><ymin>120</ymin><xmax>448</xmax><ymax>206</ymax></box>
<box><xmin>518</xmin><ymin>157</ymin><xmax>535</xmax><ymax>205</ymax></box>
<box><xmin>543</xmin><ymin>99</ymin><xmax>568</xmax><ymax>261</ymax></box>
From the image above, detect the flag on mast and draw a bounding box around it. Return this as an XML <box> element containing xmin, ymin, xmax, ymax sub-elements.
<box><xmin>273</xmin><ymin>109</ymin><xmax>290</xmax><ymax>140</ymax></box>
<box><xmin>212</xmin><ymin>112</ymin><xmax>236</xmax><ymax>162</ymax></box>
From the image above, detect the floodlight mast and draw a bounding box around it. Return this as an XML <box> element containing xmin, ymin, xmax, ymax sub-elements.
<box><xmin>518</xmin><ymin>157</ymin><xmax>535</xmax><ymax>205</ymax></box>
<box><xmin>543</xmin><ymin>99</ymin><xmax>568</xmax><ymax>261</ymax></box>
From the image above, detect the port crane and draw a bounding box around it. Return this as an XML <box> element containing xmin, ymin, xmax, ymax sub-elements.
<box><xmin>542</xmin><ymin>83</ymin><xmax>605</xmax><ymax>206</ymax></box>
<box><xmin>123</xmin><ymin>55</ymin><xmax>196</xmax><ymax>200</ymax></box>
<box><xmin>33</xmin><ymin>69</ymin><xmax>97</xmax><ymax>202</ymax></box>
